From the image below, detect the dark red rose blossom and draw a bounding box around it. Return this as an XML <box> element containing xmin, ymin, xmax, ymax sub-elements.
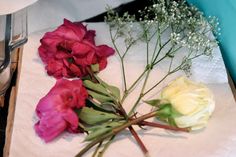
<box><xmin>38</xmin><ymin>19</ymin><xmax>115</xmax><ymax>79</ymax></box>
<box><xmin>34</xmin><ymin>79</ymin><xmax>88</xmax><ymax>142</ymax></box>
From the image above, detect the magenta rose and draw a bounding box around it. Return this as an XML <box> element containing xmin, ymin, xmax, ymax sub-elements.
<box><xmin>38</xmin><ymin>19</ymin><xmax>115</xmax><ymax>79</ymax></box>
<box><xmin>34</xmin><ymin>79</ymin><xmax>88</xmax><ymax>142</ymax></box>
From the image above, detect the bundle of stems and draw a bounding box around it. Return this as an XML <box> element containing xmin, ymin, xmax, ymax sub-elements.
<box><xmin>76</xmin><ymin>0</ymin><xmax>218</xmax><ymax>156</ymax></box>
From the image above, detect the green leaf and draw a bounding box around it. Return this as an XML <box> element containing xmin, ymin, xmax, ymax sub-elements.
<box><xmin>107</xmin><ymin>85</ymin><xmax>121</xmax><ymax>100</ymax></box>
<box><xmin>91</xmin><ymin>64</ymin><xmax>100</xmax><ymax>72</ymax></box>
<box><xmin>94</xmin><ymin>75</ymin><xmax>121</xmax><ymax>100</ymax></box>
<box><xmin>87</xmin><ymin>90</ymin><xmax>113</xmax><ymax>103</ymax></box>
<box><xmin>83</xmin><ymin>80</ymin><xmax>109</xmax><ymax>96</ymax></box>
<box><xmin>144</xmin><ymin>99</ymin><xmax>161</xmax><ymax>107</ymax></box>
<box><xmin>85</xmin><ymin>121</ymin><xmax>123</xmax><ymax>141</ymax></box>
<box><xmin>76</xmin><ymin>107</ymin><xmax>122</xmax><ymax>125</ymax></box>
<box><xmin>86</xmin><ymin>121</ymin><xmax>123</xmax><ymax>131</ymax></box>
<box><xmin>86</xmin><ymin>99</ymin><xmax>116</xmax><ymax>113</ymax></box>
<box><xmin>85</xmin><ymin>127</ymin><xmax>111</xmax><ymax>141</ymax></box>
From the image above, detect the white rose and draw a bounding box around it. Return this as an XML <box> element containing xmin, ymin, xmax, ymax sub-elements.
<box><xmin>160</xmin><ymin>76</ymin><xmax>215</xmax><ymax>130</ymax></box>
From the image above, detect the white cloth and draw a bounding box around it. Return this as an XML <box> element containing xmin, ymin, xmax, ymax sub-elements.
<box><xmin>8</xmin><ymin>23</ymin><xmax>236</xmax><ymax>157</ymax></box>
<box><xmin>27</xmin><ymin>0</ymin><xmax>134</xmax><ymax>33</ymax></box>
<box><xmin>0</xmin><ymin>0</ymin><xmax>38</xmax><ymax>15</ymax></box>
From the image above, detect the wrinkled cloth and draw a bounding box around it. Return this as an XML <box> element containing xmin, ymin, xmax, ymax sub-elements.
<box><xmin>9</xmin><ymin>23</ymin><xmax>236</xmax><ymax>157</ymax></box>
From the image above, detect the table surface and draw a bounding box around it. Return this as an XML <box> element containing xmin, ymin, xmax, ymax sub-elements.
<box><xmin>7</xmin><ymin>23</ymin><xmax>236</xmax><ymax>157</ymax></box>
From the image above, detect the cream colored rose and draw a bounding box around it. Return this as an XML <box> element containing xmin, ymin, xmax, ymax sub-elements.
<box><xmin>160</xmin><ymin>76</ymin><xmax>215</xmax><ymax>130</ymax></box>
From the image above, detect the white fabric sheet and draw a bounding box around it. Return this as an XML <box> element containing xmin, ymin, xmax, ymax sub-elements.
<box><xmin>9</xmin><ymin>23</ymin><xmax>236</xmax><ymax>157</ymax></box>
<box><xmin>0</xmin><ymin>0</ymin><xmax>38</xmax><ymax>15</ymax></box>
<box><xmin>27</xmin><ymin>0</ymin><xmax>134</xmax><ymax>33</ymax></box>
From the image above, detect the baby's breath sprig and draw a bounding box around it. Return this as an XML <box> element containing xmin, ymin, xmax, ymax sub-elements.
<box><xmin>77</xmin><ymin>1</ymin><xmax>219</xmax><ymax>156</ymax></box>
<box><xmin>106</xmin><ymin>0</ymin><xmax>218</xmax><ymax>105</ymax></box>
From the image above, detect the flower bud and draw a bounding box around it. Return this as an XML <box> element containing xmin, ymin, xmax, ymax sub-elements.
<box><xmin>160</xmin><ymin>76</ymin><xmax>215</xmax><ymax>130</ymax></box>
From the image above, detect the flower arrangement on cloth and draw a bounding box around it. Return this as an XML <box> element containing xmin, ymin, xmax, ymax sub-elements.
<box><xmin>35</xmin><ymin>0</ymin><xmax>218</xmax><ymax>156</ymax></box>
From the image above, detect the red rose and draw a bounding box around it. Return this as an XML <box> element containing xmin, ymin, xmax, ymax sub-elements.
<box><xmin>34</xmin><ymin>79</ymin><xmax>88</xmax><ymax>142</ymax></box>
<box><xmin>38</xmin><ymin>19</ymin><xmax>115</xmax><ymax>79</ymax></box>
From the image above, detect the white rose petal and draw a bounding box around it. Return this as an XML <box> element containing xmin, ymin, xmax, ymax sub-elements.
<box><xmin>160</xmin><ymin>76</ymin><xmax>215</xmax><ymax>130</ymax></box>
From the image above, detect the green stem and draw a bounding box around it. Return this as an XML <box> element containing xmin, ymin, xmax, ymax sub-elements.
<box><xmin>122</xmin><ymin>37</ymin><xmax>141</xmax><ymax>59</ymax></box>
<box><xmin>146</xmin><ymin>41</ymin><xmax>149</xmax><ymax>65</ymax></box>
<box><xmin>113</xmin><ymin>99</ymin><xmax>149</xmax><ymax>156</ymax></box>
<box><xmin>128</xmin><ymin>68</ymin><xmax>152</xmax><ymax>116</ymax></box>
<box><xmin>109</xmin><ymin>27</ymin><xmax>128</xmax><ymax>91</ymax></box>
<box><xmin>151</xmin><ymin>26</ymin><xmax>161</xmax><ymax>63</ymax></box>
<box><xmin>143</xmin><ymin>73</ymin><xmax>170</xmax><ymax>96</ymax></box>
<box><xmin>121</xmin><ymin>60</ymin><xmax>127</xmax><ymax>91</ymax></box>
<box><xmin>117</xmin><ymin>104</ymin><xmax>149</xmax><ymax>156</ymax></box>
<box><xmin>75</xmin><ymin>111</ymin><xmax>157</xmax><ymax>157</ymax></box>
<box><xmin>97</xmin><ymin>136</ymin><xmax>115</xmax><ymax>157</ymax></box>
<box><xmin>121</xmin><ymin>68</ymin><xmax>149</xmax><ymax>104</ymax></box>
<box><xmin>109</xmin><ymin>28</ymin><xmax>122</xmax><ymax>59</ymax></box>
<box><xmin>152</xmin><ymin>39</ymin><xmax>171</xmax><ymax>64</ymax></box>
<box><xmin>128</xmin><ymin>96</ymin><xmax>142</xmax><ymax>116</ymax></box>
<box><xmin>92</xmin><ymin>142</ymin><xmax>103</xmax><ymax>157</ymax></box>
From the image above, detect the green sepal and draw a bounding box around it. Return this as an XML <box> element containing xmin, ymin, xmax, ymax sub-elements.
<box><xmin>144</xmin><ymin>99</ymin><xmax>161</xmax><ymax>107</ymax></box>
<box><xmin>87</xmin><ymin>90</ymin><xmax>113</xmax><ymax>103</ymax></box>
<box><xmin>156</xmin><ymin>103</ymin><xmax>172</xmax><ymax>118</ymax></box>
<box><xmin>156</xmin><ymin>103</ymin><xmax>181</xmax><ymax>127</ymax></box>
<box><xmin>167</xmin><ymin>117</ymin><xmax>177</xmax><ymax>127</ymax></box>
<box><xmin>76</xmin><ymin>107</ymin><xmax>122</xmax><ymax>125</ymax></box>
<box><xmin>91</xmin><ymin>64</ymin><xmax>100</xmax><ymax>72</ymax></box>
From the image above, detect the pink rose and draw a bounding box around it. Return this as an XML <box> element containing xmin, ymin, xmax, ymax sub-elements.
<box><xmin>38</xmin><ymin>19</ymin><xmax>115</xmax><ymax>79</ymax></box>
<box><xmin>34</xmin><ymin>79</ymin><xmax>88</xmax><ymax>142</ymax></box>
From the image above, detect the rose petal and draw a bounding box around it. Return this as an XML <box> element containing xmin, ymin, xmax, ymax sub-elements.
<box><xmin>84</xmin><ymin>30</ymin><xmax>96</xmax><ymax>44</ymax></box>
<box><xmin>62</xmin><ymin>109</ymin><xmax>79</xmax><ymax>132</ymax></box>
<box><xmin>96</xmin><ymin>45</ymin><xmax>115</xmax><ymax>57</ymax></box>
<box><xmin>34</xmin><ymin>79</ymin><xmax>88</xmax><ymax>142</ymax></box>
<box><xmin>76</xmin><ymin>87</ymin><xmax>88</xmax><ymax>108</ymax></box>
<box><xmin>61</xmin><ymin>19</ymin><xmax>86</xmax><ymax>41</ymax></box>
<box><xmin>55</xmin><ymin>51</ymin><xmax>72</xmax><ymax>59</ymax></box>
<box><xmin>72</xmin><ymin>42</ymin><xmax>91</xmax><ymax>56</ymax></box>
<box><xmin>38</xmin><ymin>45</ymin><xmax>54</xmax><ymax>63</ymax></box>
<box><xmin>40</xmin><ymin>33</ymin><xmax>63</xmax><ymax>52</ymax></box>
<box><xmin>38</xmin><ymin>19</ymin><xmax>114</xmax><ymax>79</ymax></box>
<box><xmin>34</xmin><ymin>112</ymin><xmax>67</xmax><ymax>142</ymax></box>
<box><xmin>46</xmin><ymin>59</ymin><xmax>64</xmax><ymax>78</ymax></box>
<box><xmin>69</xmin><ymin>63</ymin><xmax>82</xmax><ymax>77</ymax></box>
<box><xmin>73</xmin><ymin>55</ymin><xmax>94</xmax><ymax>66</ymax></box>
<box><xmin>98</xmin><ymin>57</ymin><xmax>108</xmax><ymax>70</ymax></box>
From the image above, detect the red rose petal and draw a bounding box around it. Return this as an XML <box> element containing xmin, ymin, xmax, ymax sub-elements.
<box><xmin>84</xmin><ymin>30</ymin><xmax>96</xmax><ymax>44</ymax></box>
<box><xmin>63</xmin><ymin>19</ymin><xmax>86</xmax><ymax>41</ymax></box>
<box><xmin>72</xmin><ymin>42</ymin><xmax>91</xmax><ymax>56</ymax></box>
<box><xmin>98</xmin><ymin>57</ymin><xmax>108</xmax><ymax>70</ymax></box>
<box><xmin>34</xmin><ymin>79</ymin><xmax>88</xmax><ymax>142</ymax></box>
<box><xmin>38</xmin><ymin>19</ymin><xmax>115</xmax><ymax>79</ymax></box>
<box><xmin>96</xmin><ymin>45</ymin><xmax>115</xmax><ymax>57</ymax></box>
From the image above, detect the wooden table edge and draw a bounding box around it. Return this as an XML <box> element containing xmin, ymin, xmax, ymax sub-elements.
<box><xmin>3</xmin><ymin>47</ymin><xmax>23</xmax><ymax>157</ymax></box>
